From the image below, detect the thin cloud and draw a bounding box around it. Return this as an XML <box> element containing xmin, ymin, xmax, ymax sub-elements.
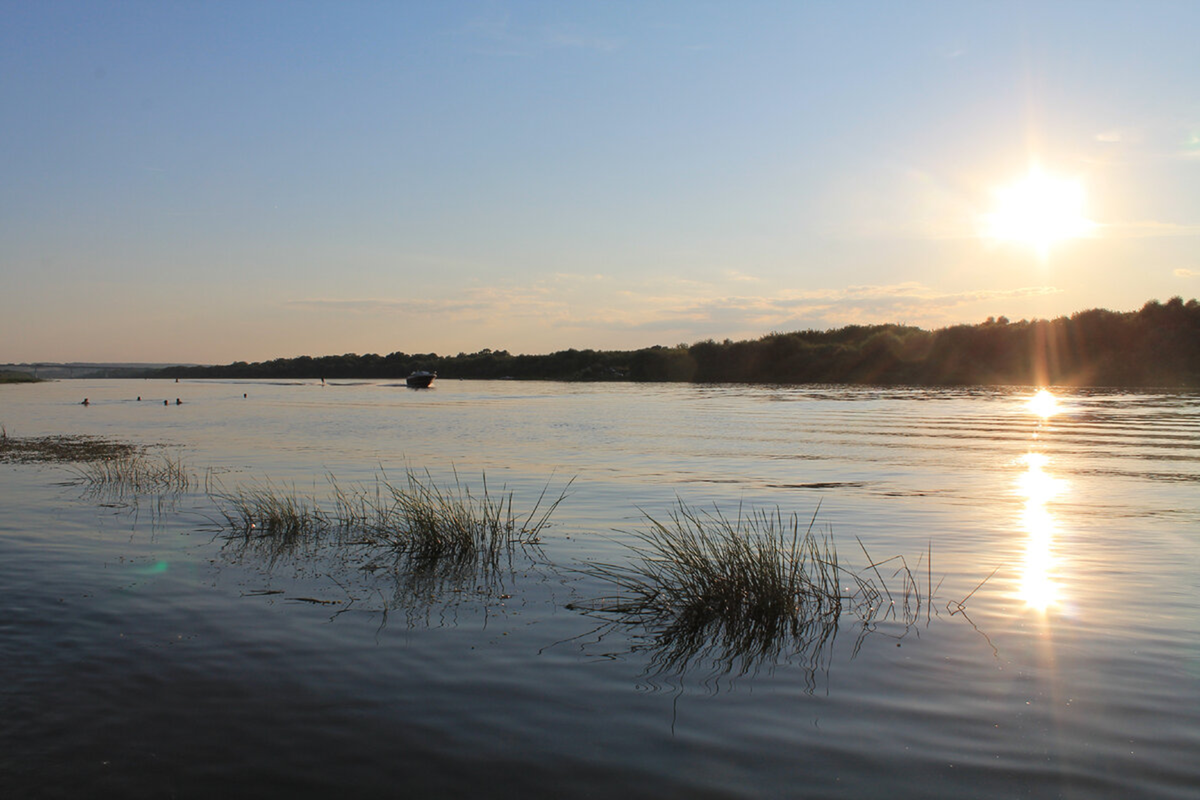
<box><xmin>462</xmin><ymin>15</ymin><xmax>622</xmax><ymax>56</ymax></box>
<box><xmin>1175</xmin><ymin>268</ymin><xmax>1199</xmax><ymax>278</ymax></box>
<box><xmin>285</xmin><ymin>298</ymin><xmax>489</xmax><ymax>315</ymax></box>
<box><xmin>543</xmin><ymin>24</ymin><xmax>623</xmax><ymax>53</ymax></box>
<box><xmin>558</xmin><ymin>284</ymin><xmax>1063</xmax><ymax>340</ymax></box>
<box><xmin>287</xmin><ymin>282</ymin><xmax>572</xmax><ymax>322</ymax></box>
<box><xmin>1094</xmin><ymin>129</ymin><xmax>1139</xmax><ymax>144</ymax></box>
<box><xmin>289</xmin><ymin>279</ymin><xmax>1064</xmax><ymax>348</ymax></box>
<box><xmin>1103</xmin><ymin>221</ymin><xmax>1200</xmax><ymax>238</ymax></box>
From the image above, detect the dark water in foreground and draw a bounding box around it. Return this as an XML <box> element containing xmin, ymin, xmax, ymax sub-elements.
<box><xmin>2</xmin><ymin>379</ymin><xmax>1198</xmax><ymax>798</ymax></box>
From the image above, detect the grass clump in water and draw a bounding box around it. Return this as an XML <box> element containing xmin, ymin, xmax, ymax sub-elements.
<box><xmin>73</xmin><ymin>451</ymin><xmax>192</xmax><ymax>494</ymax></box>
<box><xmin>581</xmin><ymin>502</ymin><xmax>848</xmax><ymax>627</ymax></box>
<box><xmin>215</xmin><ymin>470</ymin><xmax>569</xmax><ymax>565</ymax></box>
<box><xmin>214</xmin><ymin>471</ymin><xmax>570</xmax><ymax>619</ymax></box>
<box><xmin>215</xmin><ymin>481</ymin><xmax>328</xmax><ymax>544</ymax></box>
<box><xmin>574</xmin><ymin>501</ymin><xmax>913</xmax><ymax>683</ymax></box>
<box><xmin>343</xmin><ymin>470</ymin><xmax>569</xmax><ymax>563</ymax></box>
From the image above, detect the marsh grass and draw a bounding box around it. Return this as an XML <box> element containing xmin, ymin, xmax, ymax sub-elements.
<box><xmin>572</xmin><ymin>501</ymin><xmax>933</xmax><ymax>686</ymax></box>
<box><xmin>213</xmin><ymin>471</ymin><xmax>570</xmax><ymax>623</ymax></box>
<box><xmin>215</xmin><ymin>480</ymin><xmax>329</xmax><ymax>546</ymax></box>
<box><xmin>0</xmin><ymin>432</ymin><xmax>139</xmax><ymax>464</ymax></box>
<box><xmin>72</xmin><ymin>451</ymin><xmax>193</xmax><ymax>495</ymax></box>
<box><xmin>214</xmin><ymin>470</ymin><xmax>570</xmax><ymax>572</ymax></box>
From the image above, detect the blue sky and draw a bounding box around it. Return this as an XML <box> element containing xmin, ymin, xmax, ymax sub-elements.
<box><xmin>3</xmin><ymin>1</ymin><xmax>1198</xmax><ymax>363</ymax></box>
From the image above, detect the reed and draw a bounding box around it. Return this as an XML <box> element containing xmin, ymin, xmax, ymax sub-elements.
<box><xmin>73</xmin><ymin>451</ymin><xmax>192</xmax><ymax>494</ymax></box>
<box><xmin>214</xmin><ymin>481</ymin><xmax>330</xmax><ymax>544</ymax></box>
<box><xmin>355</xmin><ymin>471</ymin><xmax>568</xmax><ymax>560</ymax></box>
<box><xmin>572</xmin><ymin>501</ymin><xmax>916</xmax><ymax>681</ymax></box>
<box><xmin>580</xmin><ymin>502</ymin><xmax>852</xmax><ymax>623</ymax></box>
<box><xmin>214</xmin><ymin>470</ymin><xmax>570</xmax><ymax>567</ymax></box>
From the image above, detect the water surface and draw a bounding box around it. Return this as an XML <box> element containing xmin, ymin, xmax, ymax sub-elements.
<box><xmin>2</xmin><ymin>379</ymin><xmax>1197</xmax><ymax>798</ymax></box>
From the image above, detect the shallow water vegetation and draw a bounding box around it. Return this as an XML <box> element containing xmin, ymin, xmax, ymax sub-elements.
<box><xmin>215</xmin><ymin>481</ymin><xmax>329</xmax><ymax>545</ymax></box>
<box><xmin>572</xmin><ymin>502</ymin><xmax>929</xmax><ymax>685</ymax></box>
<box><xmin>213</xmin><ymin>471</ymin><xmax>570</xmax><ymax>623</ymax></box>
<box><xmin>215</xmin><ymin>470</ymin><xmax>570</xmax><ymax>566</ymax></box>
<box><xmin>343</xmin><ymin>470</ymin><xmax>569</xmax><ymax>564</ymax></box>
<box><xmin>0</xmin><ymin>431</ymin><xmax>140</xmax><ymax>464</ymax></box>
<box><xmin>72</xmin><ymin>451</ymin><xmax>193</xmax><ymax>495</ymax></box>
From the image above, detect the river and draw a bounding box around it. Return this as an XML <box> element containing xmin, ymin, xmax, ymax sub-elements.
<box><xmin>2</xmin><ymin>378</ymin><xmax>1197</xmax><ymax>798</ymax></box>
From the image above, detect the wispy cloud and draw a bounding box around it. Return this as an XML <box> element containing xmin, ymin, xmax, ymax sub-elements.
<box><xmin>461</xmin><ymin>14</ymin><xmax>623</xmax><ymax>56</ymax></box>
<box><xmin>287</xmin><ymin>279</ymin><xmax>1064</xmax><ymax>349</ymax></box>
<box><xmin>1094</xmin><ymin>129</ymin><xmax>1139</xmax><ymax>144</ymax></box>
<box><xmin>1102</xmin><ymin>221</ymin><xmax>1200</xmax><ymax>238</ymax></box>
<box><xmin>1181</xmin><ymin>128</ymin><xmax>1200</xmax><ymax>160</ymax></box>
<box><xmin>543</xmin><ymin>23</ymin><xmax>623</xmax><ymax>53</ymax></box>
<box><xmin>559</xmin><ymin>283</ymin><xmax>1062</xmax><ymax>340</ymax></box>
<box><xmin>285</xmin><ymin>298</ymin><xmax>489</xmax><ymax>315</ymax></box>
<box><xmin>1175</xmin><ymin>268</ymin><xmax>1199</xmax><ymax>278</ymax></box>
<box><xmin>1089</xmin><ymin>120</ymin><xmax>1200</xmax><ymax>162</ymax></box>
<box><xmin>286</xmin><ymin>282</ymin><xmax>571</xmax><ymax>322</ymax></box>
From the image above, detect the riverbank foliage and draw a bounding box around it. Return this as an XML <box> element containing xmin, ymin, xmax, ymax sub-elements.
<box><xmin>150</xmin><ymin>297</ymin><xmax>1200</xmax><ymax>387</ymax></box>
<box><xmin>0</xmin><ymin>371</ymin><xmax>42</xmax><ymax>383</ymax></box>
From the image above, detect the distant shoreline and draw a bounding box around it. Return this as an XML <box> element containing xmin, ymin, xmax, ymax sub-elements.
<box><xmin>144</xmin><ymin>298</ymin><xmax>1200</xmax><ymax>389</ymax></box>
<box><xmin>10</xmin><ymin>297</ymin><xmax>1199</xmax><ymax>389</ymax></box>
<box><xmin>0</xmin><ymin>371</ymin><xmax>43</xmax><ymax>384</ymax></box>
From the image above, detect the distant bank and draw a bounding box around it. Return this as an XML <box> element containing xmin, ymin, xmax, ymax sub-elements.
<box><xmin>0</xmin><ymin>363</ymin><xmax>199</xmax><ymax>380</ymax></box>
<box><xmin>0</xmin><ymin>371</ymin><xmax>43</xmax><ymax>384</ymax></box>
<box><xmin>24</xmin><ymin>298</ymin><xmax>1200</xmax><ymax>389</ymax></box>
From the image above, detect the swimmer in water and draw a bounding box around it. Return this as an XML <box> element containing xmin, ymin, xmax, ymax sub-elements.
<box><xmin>81</xmin><ymin>398</ymin><xmax>89</xmax><ymax>406</ymax></box>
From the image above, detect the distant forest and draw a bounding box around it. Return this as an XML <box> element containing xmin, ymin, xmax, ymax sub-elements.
<box><xmin>152</xmin><ymin>297</ymin><xmax>1200</xmax><ymax>388</ymax></box>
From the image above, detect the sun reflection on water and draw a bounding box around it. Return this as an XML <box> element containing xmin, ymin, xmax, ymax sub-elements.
<box><xmin>1016</xmin><ymin>391</ymin><xmax>1067</xmax><ymax>613</ymax></box>
<box><xmin>1018</xmin><ymin>476</ymin><xmax>1060</xmax><ymax>612</ymax></box>
<box><xmin>1027</xmin><ymin>388</ymin><xmax>1060</xmax><ymax>420</ymax></box>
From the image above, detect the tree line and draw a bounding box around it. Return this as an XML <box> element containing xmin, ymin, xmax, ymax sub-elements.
<box><xmin>151</xmin><ymin>297</ymin><xmax>1200</xmax><ymax>387</ymax></box>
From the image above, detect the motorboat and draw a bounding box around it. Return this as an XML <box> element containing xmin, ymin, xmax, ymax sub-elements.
<box><xmin>406</xmin><ymin>370</ymin><xmax>435</xmax><ymax>388</ymax></box>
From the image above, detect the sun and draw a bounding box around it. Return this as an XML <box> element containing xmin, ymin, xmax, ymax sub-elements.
<box><xmin>981</xmin><ymin>167</ymin><xmax>1097</xmax><ymax>256</ymax></box>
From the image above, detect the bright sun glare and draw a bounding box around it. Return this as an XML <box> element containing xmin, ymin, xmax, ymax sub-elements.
<box><xmin>1027</xmin><ymin>389</ymin><xmax>1059</xmax><ymax>419</ymax></box>
<box><xmin>983</xmin><ymin>168</ymin><xmax>1097</xmax><ymax>255</ymax></box>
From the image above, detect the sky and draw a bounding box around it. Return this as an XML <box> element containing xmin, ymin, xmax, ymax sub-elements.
<box><xmin>3</xmin><ymin>1</ymin><xmax>1199</xmax><ymax>364</ymax></box>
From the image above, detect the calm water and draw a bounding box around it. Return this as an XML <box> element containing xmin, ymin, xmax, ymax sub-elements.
<box><xmin>2</xmin><ymin>379</ymin><xmax>1198</xmax><ymax>799</ymax></box>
